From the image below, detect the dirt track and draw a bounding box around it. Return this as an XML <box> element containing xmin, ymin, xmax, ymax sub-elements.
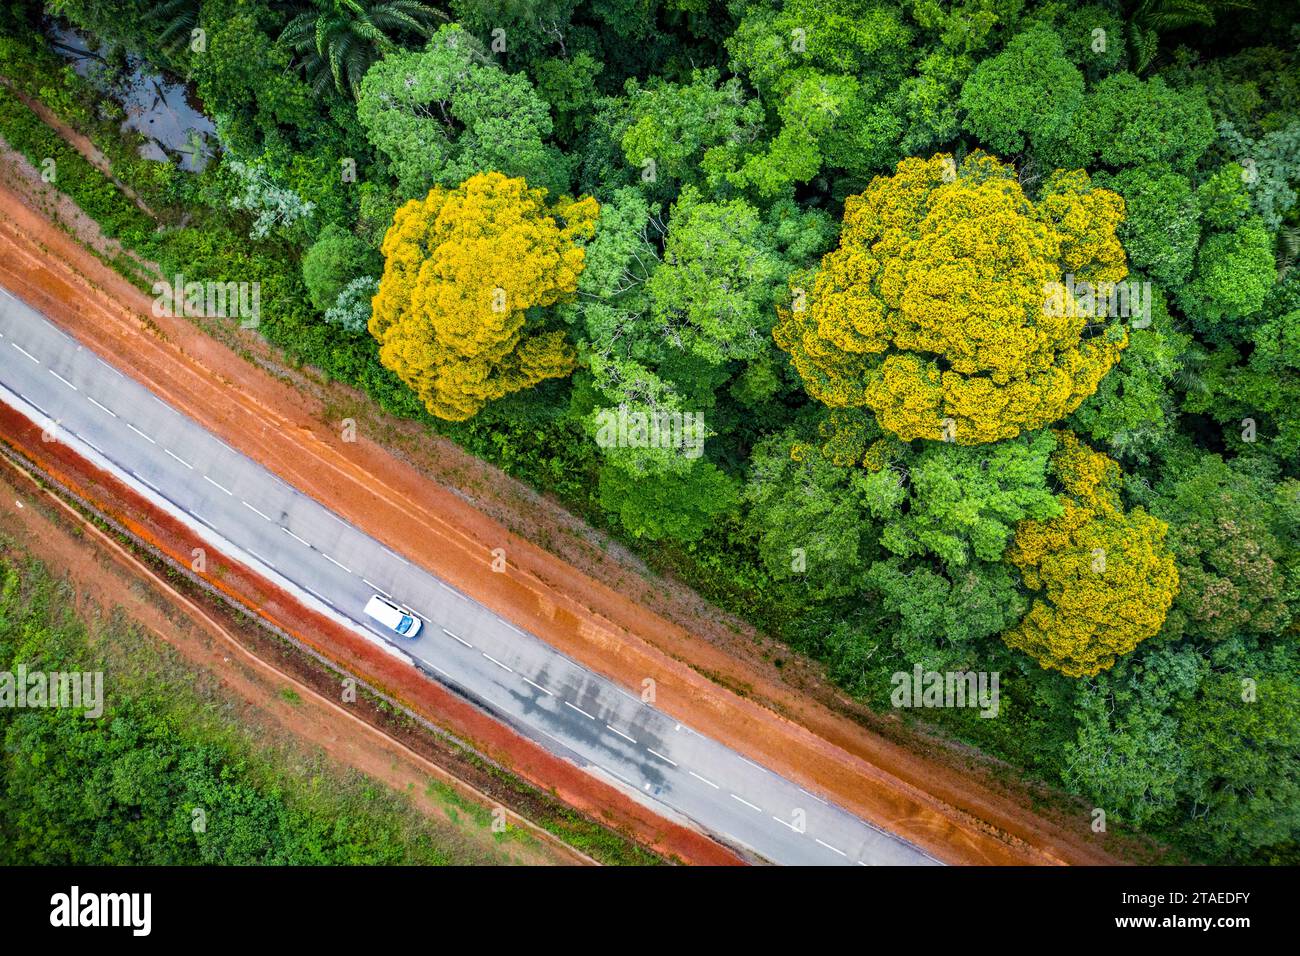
<box><xmin>0</xmin><ymin>139</ymin><xmax>1149</xmax><ymax>865</ymax></box>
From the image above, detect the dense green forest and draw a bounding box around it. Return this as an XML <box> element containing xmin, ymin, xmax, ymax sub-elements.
<box><xmin>0</xmin><ymin>0</ymin><xmax>1296</xmax><ymax>863</ymax></box>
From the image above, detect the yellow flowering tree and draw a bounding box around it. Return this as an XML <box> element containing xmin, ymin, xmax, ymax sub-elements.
<box><xmin>1002</xmin><ymin>431</ymin><xmax>1179</xmax><ymax>677</ymax></box>
<box><xmin>370</xmin><ymin>172</ymin><xmax>599</xmax><ymax>421</ymax></box>
<box><xmin>774</xmin><ymin>152</ymin><xmax>1130</xmax><ymax>445</ymax></box>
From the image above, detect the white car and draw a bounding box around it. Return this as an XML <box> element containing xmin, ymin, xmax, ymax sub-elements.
<box><xmin>363</xmin><ymin>594</ymin><xmax>423</xmax><ymax>638</ymax></box>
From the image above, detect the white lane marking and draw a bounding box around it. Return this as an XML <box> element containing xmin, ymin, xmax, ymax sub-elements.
<box><xmin>799</xmin><ymin>787</ymin><xmax>830</xmax><ymax>807</ymax></box>
<box><xmin>302</xmin><ymin>586</ymin><xmax>335</xmax><ymax>609</ymax></box>
<box><xmin>129</xmin><ymin>470</ymin><xmax>161</xmax><ymax>494</ymax></box>
<box><xmin>441</xmin><ymin>627</ymin><xmax>471</xmax><ymax>648</ymax></box>
<box><xmin>856</xmin><ymin>861</ymin><xmax>869</xmax><ymax>867</ymax></box>
<box><xmin>731</xmin><ymin>793</ymin><xmax>763</xmax><ymax>813</ymax></box>
<box><xmin>80</xmin><ymin>437</ymin><xmax>106</xmax><ymax>457</ymax></box>
<box><xmin>606</xmin><ymin>724</ymin><xmax>636</xmax><ymax>744</ymax></box>
<box><xmin>282</xmin><ymin>527</ymin><xmax>311</xmax><ymax>547</ymax></box>
<box><xmin>86</xmin><ymin>396</ymin><xmax>116</xmax><ymax>417</ymax></box>
<box><xmin>772</xmin><ymin>815</ymin><xmax>800</xmax><ymax>832</ymax></box>
<box><xmin>739</xmin><ymin>755</ymin><xmax>771</xmax><ymax>775</ymax></box>
<box><xmin>383</xmin><ymin>546</ymin><xmax>410</xmax><ymax>566</ymax></box>
<box><xmin>242</xmin><ymin>500</ymin><xmax>272</xmax><ymax>521</ymax></box>
<box><xmin>20</xmin><ymin>395</ymin><xmax>50</xmax><ymax>418</ymax></box>
<box><xmin>600</xmin><ymin>765</ymin><xmax>636</xmax><ymax>787</ymax></box>
<box><xmin>522</xmin><ymin>676</ymin><xmax>552</xmax><ymax>696</ymax></box>
<box><xmin>362</xmin><ymin>578</ymin><xmax>388</xmax><ymax>595</ymax></box>
<box><xmin>322</xmin><ymin>553</ymin><xmax>352</xmax><ymax>574</ymax></box>
<box><xmin>203</xmin><ymin>474</ymin><xmax>233</xmax><ymax>495</ymax></box>
<box><xmin>646</xmin><ymin>748</ymin><xmax>677</xmax><ymax>768</ymax></box>
<box><xmin>564</xmin><ymin>701</ymin><xmax>596</xmax><ymax>720</ymax></box>
<box><xmin>246</xmin><ymin>549</ymin><xmax>275</xmax><ymax>570</ymax></box>
<box><xmin>435</xmin><ymin>580</ymin><xmax>465</xmax><ymax>600</ymax></box>
<box><xmin>689</xmin><ymin>770</ymin><xmax>720</xmax><ymax>790</ymax></box>
<box><xmin>11</xmin><ymin>342</ymin><xmax>39</xmax><ymax>363</ymax></box>
<box><xmin>48</xmin><ymin>369</ymin><xmax>77</xmax><ymax>391</ymax></box>
<box><xmin>164</xmin><ymin>448</ymin><xmax>193</xmax><ymax>469</ymax></box>
<box><xmin>429</xmin><ymin>663</ymin><xmax>454</xmax><ymax>679</ymax></box>
<box><xmin>815</xmin><ymin>838</ymin><xmax>847</xmax><ymax>858</ymax></box>
<box><xmin>126</xmin><ymin>422</ymin><xmax>155</xmax><ymax>444</ymax></box>
<box><xmin>482</xmin><ymin>653</ymin><xmax>513</xmax><ymax>673</ymax></box>
<box><xmin>188</xmin><ymin>511</ymin><xmax>212</xmax><ymax>528</ymax></box>
<box><xmin>96</xmin><ymin>357</ymin><xmax>124</xmax><ymax>378</ymax></box>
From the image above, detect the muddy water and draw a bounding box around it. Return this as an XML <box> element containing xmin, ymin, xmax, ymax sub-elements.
<box><xmin>47</xmin><ymin>21</ymin><xmax>216</xmax><ymax>172</ymax></box>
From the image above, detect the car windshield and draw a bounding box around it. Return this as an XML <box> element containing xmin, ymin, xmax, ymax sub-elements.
<box><xmin>397</xmin><ymin>616</ymin><xmax>412</xmax><ymax>634</ymax></box>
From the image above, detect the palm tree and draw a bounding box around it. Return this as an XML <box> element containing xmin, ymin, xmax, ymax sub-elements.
<box><xmin>1276</xmin><ymin>225</ymin><xmax>1299</xmax><ymax>282</ymax></box>
<box><xmin>147</xmin><ymin>0</ymin><xmax>201</xmax><ymax>62</ymax></box>
<box><xmin>277</xmin><ymin>0</ymin><xmax>448</xmax><ymax>99</ymax></box>
<box><xmin>1126</xmin><ymin>0</ymin><xmax>1254</xmax><ymax>73</ymax></box>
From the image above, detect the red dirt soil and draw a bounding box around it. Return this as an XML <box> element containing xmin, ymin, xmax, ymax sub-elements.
<box><xmin>0</xmin><ymin>157</ymin><xmax>1134</xmax><ymax>865</ymax></box>
<box><xmin>0</xmin><ymin>400</ymin><xmax>740</xmax><ymax>865</ymax></box>
<box><xmin>0</xmin><ymin>448</ymin><xmax>589</xmax><ymax>867</ymax></box>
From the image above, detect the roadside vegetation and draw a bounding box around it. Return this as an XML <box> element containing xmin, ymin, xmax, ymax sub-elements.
<box><xmin>0</xmin><ymin>548</ymin><xmax>542</xmax><ymax>864</ymax></box>
<box><xmin>0</xmin><ymin>0</ymin><xmax>1295</xmax><ymax>864</ymax></box>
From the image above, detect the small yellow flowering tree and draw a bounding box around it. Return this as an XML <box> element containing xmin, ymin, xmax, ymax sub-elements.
<box><xmin>1002</xmin><ymin>431</ymin><xmax>1179</xmax><ymax>677</ymax></box>
<box><xmin>774</xmin><ymin>152</ymin><xmax>1130</xmax><ymax>445</ymax></box>
<box><xmin>370</xmin><ymin>172</ymin><xmax>599</xmax><ymax>421</ymax></box>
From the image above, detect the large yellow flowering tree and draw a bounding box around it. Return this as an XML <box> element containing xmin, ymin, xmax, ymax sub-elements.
<box><xmin>370</xmin><ymin>172</ymin><xmax>599</xmax><ymax>421</ymax></box>
<box><xmin>1002</xmin><ymin>431</ymin><xmax>1179</xmax><ymax>677</ymax></box>
<box><xmin>774</xmin><ymin>152</ymin><xmax>1130</xmax><ymax>445</ymax></box>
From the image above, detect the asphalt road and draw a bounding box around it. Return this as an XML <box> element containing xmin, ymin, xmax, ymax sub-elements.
<box><xmin>0</xmin><ymin>286</ymin><xmax>940</xmax><ymax>866</ymax></box>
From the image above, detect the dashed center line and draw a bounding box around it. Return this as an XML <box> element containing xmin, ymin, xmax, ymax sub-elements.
<box><xmin>322</xmin><ymin>553</ymin><xmax>352</xmax><ymax>574</ymax></box>
<box><xmin>606</xmin><ymin>724</ymin><xmax>637</xmax><ymax>744</ymax></box>
<box><xmin>0</xmin><ymin>321</ymin><xmax>921</xmax><ymax>866</ymax></box>
<box><xmin>441</xmin><ymin>627</ymin><xmax>471</xmax><ymax>648</ymax></box>
<box><xmin>126</xmin><ymin>422</ymin><xmax>155</xmax><ymax>444</ymax></box>
<box><xmin>522</xmin><ymin>676</ymin><xmax>552</xmax><ymax>696</ymax></box>
<box><xmin>362</xmin><ymin>578</ymin><xmax>388</xmax><ymax>595</ymax></box>
<box><xmin>241</xmin><ymin>500</ymin><xmax>272</xmax><ymax>521</ymax></box>
<box><xmin>86</xmin><ymin>396</ymin><xmax>116</xmax><ymax>417</ymax></box>
<box><xmin>646</xmin><ymin>748</ymin><xmax>677</xmax><ymax>768</ymax></box>
<box><xmin>48</xmin><ymin>369</ymin><xmax>77</xmax><ymax>390</ymax></box>
<box><xmin>689</xmin><ymin>770</ymin><xmax>720</xmax><ymax>789</ymax></box>
<box><xmin>815</xmin><ymin>838</ymin><xmax>847</xmax><ymax>858</ymax></box>
<box><xmin>564</xmin><ymin>701</ymin><xmax>596</xmax><ymax>720</ymax></box>
<box><xmin>203</xmin><ymin>474</ymin><xmax>233</xmax><ymax>494</ymax></box>
<box><xmin>731</xmin><ymin>793</ymin><xmax>763</xmax><ymax>813</ymax></box>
